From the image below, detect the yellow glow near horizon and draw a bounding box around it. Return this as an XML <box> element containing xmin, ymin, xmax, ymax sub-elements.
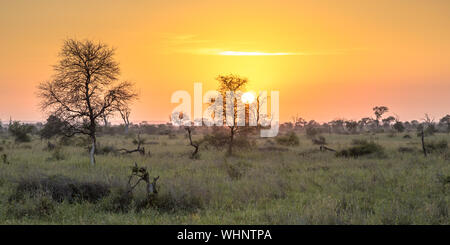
<box><xmin>1</xmin><ymin>0</ymin><xmax>450</xmax><ymax>122</ymax></box>
<box><xmin>219</xmin><ymin>51</ymin><xmax>293</xmax><ymax>56</ymax></box>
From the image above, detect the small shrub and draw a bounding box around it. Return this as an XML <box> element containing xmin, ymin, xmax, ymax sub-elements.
<box><xmin>305</xmin><ymin>127</ymin><xmax>319</xmax><ymax>139</ymax></box>
<box><xmin>403</xmin><ymin>134</ymin><xmax>411</xmax><ymax>139</ymax></box>
<box><xmin>151</xmin><ymin>180</ymin><xmax>210</xmax><ymax>213</ymax></box>
<box><xmin>233</xmin><ymin>135</ymin><xmax>256</xmax><ymax>150</ymax></box>
<box><xmin>9</xmin><ymin>121</ymin><xmax>32</xmax><ymax>142</ymax></box>
<box><xmin>398</xmin><ymin>146</ymin><xmax>417</xmax><ymax>153</ymax></box>
<box><xmin>95</xmin><ymin>144</ymin><xmax>117</xmax><ymax>155</ymax></box>
<box><xmin>50</xmin><ymin>146</ymin><xmax>65</xmax><ymax>160</ymax></box>
<box><xmin>224</xmin><ymin>160</ymin><xmax>252</xmax><ymax>180</ymax></box>
<box><xmin>10</xmin><ymin>175</ymin><xmax>110</xmax><ymax>204</ymax></box>
<box><xmin>276</xmin><ymin>132</ymin><xmax>299</xmax><ymax>146</ymax></box>
<box><xmin>7</xmin><ymin>191</ymin><xmax>55</xmax><ymax>218</ymax></box>
<box><xmin>202</xmin><ymin>131</ymin><xmax>229</xmax><ymax>149</ymax></box>
<box><xmin>351</xmin><ymin>139</ymin><xmax>368</xmax><ymax>145</ymax></box>
<box><xmin>2</xmin><ymin>153</ymin><xmax>9</xmax><ymax>164</ymax></box>
<box><xmin>425</xmin><ymin>140</ymin><xmax>448</xmax><ymax>153</ymax></box>
<box><xmin>336</xmin><ymin>141</ymin><xmax>385</xmax><ymax>158</ymax></box>
<box><xmin>100</xmin><ymin>187</ymin><xmax>133</xmax><ymax>213</ymax></box>
<box><xmin>311</xmin><ymin>135</ymin><xmax>326</xmax><ymax>145</ymax></box>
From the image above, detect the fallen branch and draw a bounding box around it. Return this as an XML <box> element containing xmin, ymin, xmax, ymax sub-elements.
<box><xmin>118</xmin><ymin>133</ymin><xmax>146</xmax><ymax>156</ymax></box>
<box><xmin>319</xmin><ymin>145</ymin><xmax>336</xmax><ymax>152</ymax></box>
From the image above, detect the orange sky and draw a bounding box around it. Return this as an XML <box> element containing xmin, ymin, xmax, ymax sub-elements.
<box><xmin>1</xmin><ymin>0</ymin><xmax>449</xmax><ymax>124</ymax></box>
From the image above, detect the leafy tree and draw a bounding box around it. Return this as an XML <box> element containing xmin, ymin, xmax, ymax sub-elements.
<box><xmin>215</xmin><ymin>74</ymin><xmax>248</xmax><ymax>155</ymax></box>
<box><xmin>373</xmin><ymin>106</ymin><xmax>389</xmax><ymax>127</ymax></box>
<box><xmin>40</xmin><ymin>115</ymin><xmax>67</xmax><ymax>140</ymax></box>
<box><xmin>439</xmin><ymin>114</ymin><xmax>450</xmax><ymax>133</ymax></box>
<box><xmin>393</xmin><ymin>121</ymin><xmax>405</xmax><ymax>133</ymax></box>
<box><xmin>345</xmin><ymin>120</ymin><xmax>358</xmax><ymax>133</ymax></box>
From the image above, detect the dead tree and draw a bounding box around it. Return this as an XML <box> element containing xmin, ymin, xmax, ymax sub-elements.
<box><xmin>117</xmin><ymin>104</ymin><xmax>131</xmax><ymax>134</ymax></box>
<box><xmin>118</xmin><ymin>133</ymin><xmax>146</xmax><ymax>155</ymax></box>
<box><xmin>185</xmin><ymin>127</ymin><xmax>200</xmax><ymax>159</ymax></box>
<box><xmin>127</xmin><ymin>162</ymin><xmax>159</xmax><ymax>199</ymax></box>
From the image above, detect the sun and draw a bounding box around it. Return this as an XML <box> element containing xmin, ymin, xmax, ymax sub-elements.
<box><xmin>242</xmin><ymin>92</ymin><xmax>255</xmax><ymax>104</ymax></box>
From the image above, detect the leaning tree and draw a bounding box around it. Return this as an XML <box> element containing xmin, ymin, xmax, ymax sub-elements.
<box><xmin>38</xmin><ymin>39</ymin><xmax>137</xmax><ymax>165</ymax></box>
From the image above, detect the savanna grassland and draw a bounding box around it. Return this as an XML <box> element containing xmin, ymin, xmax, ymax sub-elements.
<box><xmin>0</xmin><ymin>129</ymin><xmax>448</xmax><ymax>225</ymax></box>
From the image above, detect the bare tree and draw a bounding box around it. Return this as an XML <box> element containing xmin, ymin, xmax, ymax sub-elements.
<box><xmin>215</xmin><ymin>74</ymin><xmax>248</xmax><ymax>155</ymax></box>
<box><xmin>117</xmin><ymin>104</ymin><xmax>132</xmax><ymax>134</ymax></box>
<box><xmin>185</xmin><ymin>126</ymin><xmax>200</xmax><ymax>158</ymax></box>
<box><xmin>292</xmin><ymin>114</ymin><xmax>307</xmax><ymax>129</ymax></box>
<box><xmin>38</xmin><ymin>39</ymin><xmax>138</xmax><ymax>165</ymax></box>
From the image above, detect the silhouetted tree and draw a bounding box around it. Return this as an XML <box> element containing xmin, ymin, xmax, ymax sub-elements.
<box><xmin>9</xmin><ymin>121</ymin><xmax>33</xmax><ymax>142</ymax></box>
<box><xmin>292</xmin><ymin>114</ymin><xmax>307</xmax><ymax>129</ymax></box>
<box><xmin>439</xmin><ymin>114</ymin><xmax>450</xmax><ymax>133</ymax></box>
<box><xmin>216</xmin><ymin>74</ymin><xmax>248</xmax><ymax>155</ymax></box>
<box><xmin>345</xmin><ymin>120</ymin><xmax>358</xmax><ymax>134</ymax></box>
<box><xmin>38</xmin><ymin>39</ymin><xmax>138</xmax><ymax>165</ymax></box>
<box><xmin>373</xmin><ymin>106</ymin><xmax>389</xmax><ymax>127</ymax></box>
<box><xmin>40</xmin><ymin>115</ymin><xmax>67</xmax><ymax>140</ymax></box>
<box><xmin>117</xmin><ymin>103</ymin><xmax>132</xmax><ymax>134</ymax></box>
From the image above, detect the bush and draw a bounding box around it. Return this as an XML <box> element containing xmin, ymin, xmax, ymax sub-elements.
<box><xmin>233</xmin><ymin>135</ymin><xmax>256</xmax><ymax>150</ymax></box>
<box><xmin>9</xmin><ymin>121</ymin><xmax>33</xmax><ymax>142</ymax></box>
<box><xmin>100</xmin><ymin>187</ymin><xmax>133</xmax><ymax>213</ymax></box>
<box><xmin>151</xmin><ymin>180</ymin><xmax>210</xmax><ymax>213</ymax></box>
<box><xmin>10</xmin><ymin>175</ymin><xmax>110</xmax><ymax>204</ymax></box>
<box><xmin>95</xmin><ymin>144</ymin><xmax>117</xmax><ymax>155</ymax></box>
<box><xmin>7</xmin><ymin>191</ymin><xmax>56</xmax><ymax>218</ymax></box>
<box><xmin>202</xmin><ymin>131</ymin><xmax>229</xmax><ymax>149</ymax></box>
<box><xmin>276</xmin><ymin>132</ymin><xmax>299</xmax><ymax>146</ymax></box>
<box><xmin>351</xmin><ymin>139</ymin><xmax>368</xmax><ymax>145</ymax></box>
<box><xmin>40</xmin><ymin>115</ymin><xmax>66</xmax><ymax>140</ymax></box>
<box><xmin>223</xmin><ymin>160</ymin><xmax>252</xmax><ymax>180</ymax></box>
<box><xmin>336</xmin><ymin>141</ymin><xmax>385</xmax><ymax>158</ymax></box>
<box><xmin>305</xmin><ymin>127</ymin><xmax>319</xmax><ymax>139</ymax></box>
<box><xmin>311</xmin><ymin>135</ymin><xmax>326</xmax><ymax>145</ymax></box>
<box><xmin>398</xmin><ymin>146</ymin><xmax>417</xmax><ymax>153</ymax></box>
<box><xmin>425</xmin><ymin>140</ymin><xmax>448</xmax><ymax>153</ymax></box>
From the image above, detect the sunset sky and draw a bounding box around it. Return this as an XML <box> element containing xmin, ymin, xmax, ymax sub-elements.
<box><xmin>1</xmin><ymin>0</ymin><xmax>449</xmax><ymax>124</ymax></box>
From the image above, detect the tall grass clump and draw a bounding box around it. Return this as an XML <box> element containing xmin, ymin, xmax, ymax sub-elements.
<box><xmin>276</xmin><ymin>132</ymin><xmax>299</xmax><ymax>146</ymax></box>
<box><xmin>336</xmin><ymin>140</ymin><xmax>385</xmax><ymax>158</ymax></box>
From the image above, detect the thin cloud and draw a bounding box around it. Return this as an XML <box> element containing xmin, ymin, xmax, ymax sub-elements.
<box><xmin>161</xmin><ymin>34</ymin><xmax>363</xmax><ymax>56</ymax></box>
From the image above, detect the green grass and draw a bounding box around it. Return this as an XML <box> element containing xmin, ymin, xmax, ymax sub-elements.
<box><xmin>0</xmin><ymin>132</ymin><xmax>448</xmax><ymax>224</ymax></box>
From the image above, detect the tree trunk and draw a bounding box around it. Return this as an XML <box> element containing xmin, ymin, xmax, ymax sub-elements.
<box><xmin>90</xmin><ymin>135</ymin><xmax>96</xmax><ymax>165</ymax></box>
<box><xmin>421</xmin><ymin>129</ymin><xmax>427</xmax><ymax>157</ymax></box>
<box><xmin>124</xmin><ymin>123</ymin><xmax>129</xmax><ymax>134</ymax></box>
<box><xmin>228</xmin><ymin>127</ymin><xmax>234</xmax><ymax>155</ymax></box>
